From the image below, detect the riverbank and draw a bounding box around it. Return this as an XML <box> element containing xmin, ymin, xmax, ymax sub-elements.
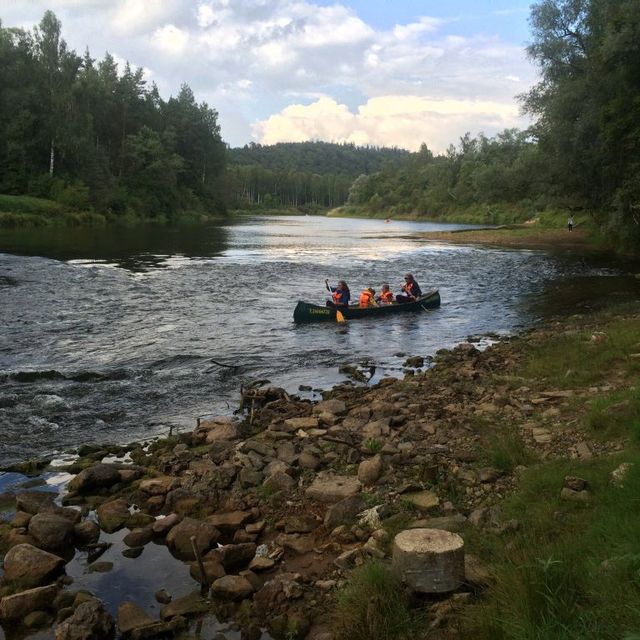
<box><xmin>2</xmin><ymin>300</ymin><xmax>639</xmax><ymax>639</ymax></box>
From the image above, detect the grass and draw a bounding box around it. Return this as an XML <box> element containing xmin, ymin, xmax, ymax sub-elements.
<box><xmin>521</xmin><ymin>314</ymin><xmax>640</xmax><ymax>389</ymax></box>
<box><xmin>463</xmin><ymin>453</ymin><xmax>640</xmax><ymax>639</ymax></box>
<box><xmin>332</xmin><ymin>561</ymin><xmax>420</xmax><ymax>640</ymax></box>
<box><xmin>585</xmin><ymin>388</ymin><xmax>640</xmax><ymax>440</ymax></box>
<box><xmin>482</xmin><ymin>430</ymin><xmax>535</xmax><ymax>473</ymax></box>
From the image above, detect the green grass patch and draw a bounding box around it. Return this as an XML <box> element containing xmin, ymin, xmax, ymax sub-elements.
<box><xmin>464</xmin><ymin>453</ymin><xmax>640</xmax><ymax>639</ymax></box>
<box><xmin>0</xmin><ymin>194</ymin><xmax>62</xmax><ymax>213</ymax></box>
<box><xmin>332</xmin><ymin>561</ymin><xmax>420</xmax><ymax>640</ymax></box>
<box><xmin>482</xmin><ymin>430</ymin><xmax>536</xmax><ymax>473</ymax></box>
<box><xmin>521</xmin><ymin>315</ymin><xmax>640</xmax><ymax>389</ymax></box>
<box><xmin>585</xmin><ymin>388</ymin><xmax>640</xmax><ymax>440</ymax></box>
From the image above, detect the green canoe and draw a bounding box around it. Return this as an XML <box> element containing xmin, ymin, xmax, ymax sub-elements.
<box><xmin>293</xmin><ymin>289</ymin><xmax>441</xmax><ymax>323</ymax></box>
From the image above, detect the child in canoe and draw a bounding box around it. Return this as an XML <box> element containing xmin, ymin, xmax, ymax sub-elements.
<box><xmin>376</xmin><ymin>283</ymin><xmax>394</xmax><ymax>304</ymax></box>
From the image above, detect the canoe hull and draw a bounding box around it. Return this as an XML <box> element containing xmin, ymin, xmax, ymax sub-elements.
<box><xmin>293</xmin><ymin>289</ymin><xmax>441</xmax><ymax>323</ymax></box>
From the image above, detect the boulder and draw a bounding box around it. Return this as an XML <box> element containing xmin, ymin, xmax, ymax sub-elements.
<box><xmin>284</xmin><ymin>515</ymin><xmax>317</xmax><ymax>534</ymax></box>
<box><xmin>3</xmin><ymin>543</ymin><xmax>65</xmax><ymax>587</ymax></box>
<box><xmin>123</xmin><ymin>527</ymin><xmax>153</xmax><ymax>547</ymax></box>
<box><xmin>313</xmin><ymin>399</ymin><xmax>347</xmax><ymax>416</ymax></box>
<box><xmin>159</xmin><ymin>591</ymin><xmax>208</xmax><ymax>620</ymax></box>
<box><xmin>190</xmin><ymin>557</ymin><xmax>225</xmax><ymax>583</ymax></box>
<box><xmin>16</xmin><ymin>491</ymin><xmax>55</xmax><ymax>515</ymax></box>
<box><xmin>357</xmin><ymin>455</ymin><xmax>383</xmax><ymax>485</ymax></box>
<box><xmin>67</xmin><ymin>464</ymin><xmax>122</xmax><ymax>494</ymax></box>
<box><xmin>209</xmin><ymin>542</ymin><xmax>257</xmax><ymax>569</ymax></box>
<box><xmin>28</xmin><ymin>513</ymin><xmax>74</xmax><ymax>550</ymax></box>
<box><xmin>402</xmin><ymin>490</ymin><xmax>439</xmax><ymax>511</ymax></box>
<box><xmin>97</xmin><ymin>498</ymin><xmax>130</xmax><ymax>533</ymax></box>
<box><xmin>283</xmin><ymin>417</ymin><xmax>319</xmax><ymax>432</ymax></box>
<box><xmin>54</xmin><ymin>598</ymin><xmax>115</xmax><ymax>640</ymax></box>
<box><xmin>263</xmin><ymin>471</ymin><xmax>296</xmax><ymax>493</ymax></box>
<box><xmin>306</xmin><ymin>474</ymin><xmax>361</xmax><ymax>504</ymax></box>
<box><xmin>0</xmin><ymin>584</ymin><xmax>58</xmax><ymax>621</ymax></box>
<box><xmin>139</xmin><ymin>477</ymin><xmax>174</xmax><ymax>496</ymax></box>
<box><xmin>298</xmin><ymin>451</ymin><xmax>321</xmax><ymax>470</ymax></box>
<box><xmin>74</xmin><ymin>520</ymin><xmax>100</xmax><ymax>545</ymax></box>
<box><xmin>166</xmin><ymin>517</ymin><xmax>220</xmax><ymax>560</ymax></box>
<box><xmin>211</xmin><ymin>575</ymin><xmax>254</xmax><ymax>600</ymax></box>
<box><xmin>11</xmin><ymin>510</ymin><xmax>31</xmax><ymax>528</ymax></box>
<box><xmin>204</xmin><ymin>422</ymin><xmax>240</xmax><ymax>443</ymax></box>
<box><xmin>150</xmin><ymin>513</ymin><xmax>180</xmax><ymax>536</ymax></box>
<box><xmin>206</xmin><ymin>511</ymin><xmax>253</xmax><ymax>532</ymax></box>
<box><xmin>324</xmin><ymin>495</ymin><xmax>367</xmax><ymax>530</ymax></box>
<box><xmin>117</xmin><ymin>602</ymin><xmax>155</xmax><ymax>634</ymax></box>
<box><xmin>276</xmin><ymin>442</ymin><xmax>297</xmax><ymax>464</ymax></box>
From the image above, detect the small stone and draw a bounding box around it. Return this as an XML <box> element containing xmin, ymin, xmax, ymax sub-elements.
<box><xmin>610</xmin><ymin>462</ymin><xmax>633</xmax><ymax>486</ymax></box>
<box><xmin>532</xmin><ymin>427</ymin><xmax>552</xmax><ymax>444</ymax></box>
<box><xmin>263</xmin><ymin>471</ymin><xmax>296</xmax><ymax>493</ymax></box>
<box><xmin>88</xmin><ymin>561</ymin><xmax>114</xmax><ymax>573</ymax></box>
<box><xmin>139</xmin><ymin>477</ymin><xmax>174</xmax><ymax>496</ymax></box>
<box><xmin>298</xmin><ymin>451</ymin><xmax>321</xmax><ymax>470</ymax></box>
<box><xmin>357</xmin><ymin>455</ymin><xmax>383</xmax><ymax>485</ymax></box>
<box><xmin>155</xmin><ymin>589</ymin><xmax>172</xmax><ymax>604</ymax></box>
<box><xmin>122</xmin><ymin>547</ymin><xmax>143</xmax><ymax>559</ymax></box>
<box><xmin>306</xmin><ymin>474</ymin><xmax>361</xmax><ymax>503</ymax></box>
<box><xmin>563</xmin><ymin>476</ymin><xmax>588</xmax><ymax>491</ymax></box>
<box><xmin>249</xmin><ymin>556</ymin><xmax>275</xmax><ymax>572</ymax></box>
<box><xmin>313</xmin><ymin>399</ymin><xmax>347</xmax><ymax>415</ymax></box>
<box><xmin>402</xmin><ymin>490</ymin><xmax>439</xmax><ymax>511</ymax></box>
<box><xmin>560</xmin><ymin>487</ymin><xmax>591</xmax><ymax>503</ymax></box>
<box><xmin>74</xmin><ymin>520</ymin><xmax>100</xmax><ymax>545</ymax></box>
<box><xmin>123</xmin><ymin>527</ymin><xmax>153</xmax><ymax>547</ymax></box>
<box><xmin>324</xmin><ymin>495</ymin><xmax>367</xmax><ymax>529</ymax></box>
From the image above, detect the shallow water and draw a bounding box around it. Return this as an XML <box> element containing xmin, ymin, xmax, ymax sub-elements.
<box><xmin>1</xmin><ymin>215</ymin><xmax>637</xmax><ymax>466</ymax></box>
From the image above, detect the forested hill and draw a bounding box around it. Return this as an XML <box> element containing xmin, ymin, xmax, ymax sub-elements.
<box><xmin>224</xmin><ymin>142</ymin><xmax>411</xmax><ymax>211</ymax></box>
<box><xmin>229</xmin><ymin>142</ymin><xmax>410</xmax><ymax>175</ymax></box>
<box><xmin>0</xmin><ymin>11</ymin><xmax>226</xmax><ymax>225</ymax></box>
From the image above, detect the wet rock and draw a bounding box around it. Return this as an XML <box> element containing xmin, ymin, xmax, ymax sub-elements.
<box><xmin>155</xmin><ymin>589</ymin><xmax>171</xmax><ymax>604</ymax></box>
<box><xmin>118</xmin><ymin>602</ymin><xmax>155</xmax><ymax>634</ymax></box>
<box><xmin>211</xmin><ymin>575</ymin><xmax>254</xmax><ymax>600</ymax></box>
<box><xmin>404</xmin><ymin>356</ymin><xmax>424</xmax><ymax>368</ymax></box>
<box><xmin>0</xmin><ymin>584</ymin><xmax>58</xmax><ymax>621</ymax></box>
<box><xmin>150</xmin><ymin>513</ymin><xmax>180</xmax><ymax>537</ymax></box>
<box><xmin>129</xmin><ymin>617</ymin><xmax>188</xmax><ymax>639</ymax></box>
<box><xmin>160</xmin><ymin>591</ymin><xmax>208</xmax><ymax>620</ymax></box>
<box><xmin>3</xmin><ymin>543</ymin><xmax>65</xmax><ymax>587</ymax></box>
<box><xmin>357</xmin><ymin>455</ymin><xmax>383</xmax><ymax>485</ymax></box>
<box><xmin>166</xmin><ymin>517</ymin><xmax>220</xmax><ymax>560</ymax></box>
<box><xmin>306</xmin><ymin>474</ymin><xmax>361</xmax><ymax>504</ymax></box>
<box><xmin>263</xmin><ymin>471</ymin><xmax>296</xmax><ymax>493</ymax></box>
<box><xmin>123</xmin><ymin>527</ymin><xmax>153</xmax><ymax>547</ymax></box>
<box><xmin>97</xmin><ymin>498</ymin><xmax>130</xmax><ymax>533</ymax></box>
<box><xmin>88</xmin><ymin>561</ymin><xmax>114</xmax><ymax>573</ymax></box>
<box><xmin>54</xmin><ymin>598</ymin><xmax>115</xmax><ymax>640</ymax></box>
<box><xmin>24</xmin><ymin>610</ymin><xmax>52</xmax><ymax>628</ymax></box>
<box><xmin>11</xmin><ymin>510</ymin><xmax>32</xmax><ymax>528</ymax></box>
<box><xmin>324</xmin><ymin>495</ymin><xmax>367</xmax><ymax>530</ymax></box>
<box><xmin>211</xmin><ymin>542</ymin><xmax>257</xmax><ymax>569</ymax></box>
<box><xmin>16</xmin><ymin>491</ymin><xmax>55</xmax><ymax>515</ymax></box>
<box><xmin>127</xmin><ymin>512</ymin><xmax>155</xmax><ymax>529</ymax></box>
<box><xmin>207</xmin><ymin>511</ymin><xmax>253</xmax><ymax>532</ymax></box>
<box><xmin>190</xmin><ymin>557</ymin><xmax>225</xmax><ymax>583</ymax></box>
<box><xmin>28</xmin><ymin>512</ymin><xmax>75</xmax><ymax>550</ymax></box>
<box><xmin>122</xmin><ymin>547</ymin><xmax>143</xmax><ymax>558</ymax></box>
<box><xmin>68</xmin><ymin>463</ymin><xmax>122</xmax><ymax>494</ymax></box>
<box><xmin>4</xmin><ymin>527</ymin><xmax>35</xmax><ymax>547</ymax></box>
<box><xmin>74</xmin><ymin>520</ymin><xmax>100</xmax><ymax>546</ymax></box>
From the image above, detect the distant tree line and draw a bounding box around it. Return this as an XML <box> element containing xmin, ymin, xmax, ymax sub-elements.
<box><xmin>0</xmin><ymin>11</ymin><xmax>226</xmax><ymax>220</ymax></box>
<box><xmin>346</xmin><ymin>0</ymin><xmax>640</xmax><ymax>247</ymax></box>
<box><xmin>225</xmin><ymin>142</ymin><xmax>410</xmax><ymax>210</ymax></box>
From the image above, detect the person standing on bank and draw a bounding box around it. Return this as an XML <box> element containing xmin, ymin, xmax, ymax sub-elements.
<box><xmin>396</xmin><ymin>273</ymin><xmax>422</xmax><ymax>303</ymax></box>
<box><xmin>567</xmin><ymin>215</ymin><xmax>574</xmax><ymax>232</ymax></box>
<box><xmin>325</xmin><ymin>279</ymin><xmax>350</xmax><ymax>308</ymax></box>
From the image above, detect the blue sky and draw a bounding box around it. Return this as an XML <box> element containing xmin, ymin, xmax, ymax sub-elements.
<box><xmin>2</xmin><ymin>0</ymin><xmax>539</xmax><ymax>151</ymax></box>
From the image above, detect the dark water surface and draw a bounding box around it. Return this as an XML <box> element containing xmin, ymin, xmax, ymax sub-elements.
<box><xmin>1</xmin><ymin>216</ymin><xmax>637</xmax><ymax>466</ymax></box>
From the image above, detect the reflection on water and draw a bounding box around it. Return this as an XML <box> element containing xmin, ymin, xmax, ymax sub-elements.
<box><xmin>0</xmin><ymin>215</ymin><xmax>638</xmax><ymax>466</ymax></box>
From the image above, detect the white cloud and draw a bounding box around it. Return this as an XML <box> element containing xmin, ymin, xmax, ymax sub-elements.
<box><xmin>253</xmin><ymin>96</ymin><xmax>525</xmax><ymax>153</ymax></box>
<box><xmin>151</xmin><ymin>24</ymin><xmax>189</xmax><ymax>55</ymax></box>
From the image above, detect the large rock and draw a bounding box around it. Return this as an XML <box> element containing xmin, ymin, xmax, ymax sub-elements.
<box><xmin>150</xmin><ymin>513</ymin><xmax>181</xmax><ymax>537</ymax></box>
<box><xmin>357</xmin><ymin>455</ymin><xmax>383</xmax><ymax>485</ymax></box>
<box><xmin>306</xmin><ymin>474</ymin><xmax>361</xmax><ymax>504</ymax></box>
<box><xmin>139</xmin><ymin>477</ymin><xmax>175</xmax><ymax>496</ymax></box>
<box><xmin>97</xmin><ymin>498</ymin><xmax>130</xmax><ymax>533</ymax></box>
<box><xmin>68</xmin><ymin>464</ymin><xmax>122</xmax><ymax>494</ymax></box>
<box><xmin>28</xmin><ymin>512</ymin><xmax>74</xmax><ymax>550</ymax></box>
<box><xmin>74</xmin><ymin>520</ymin><xmax>101</xmax><ymax>545</ymax></box>
<box><xmin>0</xmin><ymin>584</ymin><xmax>58</xmax><ymax>620</ymax></box>
<box><xmin>166</xmin><ymin>517</ymin><xmax>220</xmax><ymax>560</ymax></box>
<box><xmin>283</xmin><ymin>417</ymin><xmax>318</xmax><ymax>432</ymax></box>
<box><xmin>313</xmin><ymin>399</ymin><xmax>347</xmax><ymax>416</ymax></box>
<box><xmin>211</xmin><ymin>575</ymin><xmax>254</xmax><ymax>600</ymax></box>
<box><xmin>117</xmin><ymin>602</ymin><xmax>155</xmax><ymax>634</ymax></box>
<box><xmin>204</xmin><ymin>422</ymin><xmax>240</xmax><ymax>443</ymax></box>
<box><xmin>402</xmin><ymin>490</ymin><xmax>439</xmax><ymax>511</ymax></box>
<box><xmin>16</xmin><ymin>491</ymin><xmax>55</xmax><ymax>515</ymax></box>
<box><xmin>3</xmin><ymin>543</ymin><xmax>65</xmax><ymax>587</ymax></box>
<box><xmin>209</xmin><ymin>542</ymin><xmax>257</xmax><ymax>570</ymax></box>
<box><xmin>263</xmin><ymin>471</ymin><xmax>296</xmax><ymax>493</ymax></box>
<box><xmin>159</xmin><ymin>591</ymin><xmax>208</xmax><ymax>620</ymax></box>
<box><xmin>324</xmin><ymin>495</ymin><xmax>367</xmax><ymax>530</ymax></box>
<box><xmin>55</xmin><ymin>598</ymin><xmax>115</xmax><ymax>640</ymax></box>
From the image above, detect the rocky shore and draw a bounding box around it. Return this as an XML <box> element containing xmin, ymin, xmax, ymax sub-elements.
<box><xmin>1</xmin><ymin>304</ymin><xmax>639</xmax><ymax>640</ymax></box>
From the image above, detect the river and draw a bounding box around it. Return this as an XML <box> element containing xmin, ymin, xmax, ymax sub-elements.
<box><xmin>0</xmin><ymin>215</ymin><xmax>635</xmax><ymax>467</ymax></box>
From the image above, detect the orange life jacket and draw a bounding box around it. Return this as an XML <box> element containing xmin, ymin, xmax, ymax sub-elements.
<box><xmin>332</xmin><ymin>290</ymin><xmax>341</xmax><ymax>304</ymax></box>
<box><xmin>359</xmin><ymin>290</ymin><xmax>374</xmax><ymax>307</ymax></box>
<box><xmin>379</xmin><ymin>290</ymin><xmax>394</xmax><ymax>303</ymax></box>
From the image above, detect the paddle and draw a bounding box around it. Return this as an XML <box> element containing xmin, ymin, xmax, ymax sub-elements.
<box><xmin>336</xmin><ymin>309</ymin><xmax>346</xmax><ymax>323</ymax></box>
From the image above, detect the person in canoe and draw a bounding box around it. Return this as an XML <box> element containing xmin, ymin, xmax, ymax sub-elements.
<box><xmin>396</xmin><ymin>273</ymin><xmax>422</xmax><ymax>303</ymax></box>
<box><xmin>359</xmin><ymin>287</ymin><xmax>377</xmax><ymax>307</ymax></box>
<box><xmin>376</xmin><ymin>283</ymin><xmax>394</xmax><ymax>304</ymax></box>
<box><xmin>325</xmin><ymin>279</ymin><xmax>350</xmax><ymax>308</ymax></box>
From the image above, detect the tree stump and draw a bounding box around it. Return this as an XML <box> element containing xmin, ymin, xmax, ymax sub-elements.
<box><xmin>392</xmin><ymin>528</ymin><xmax>465</xmax><ymax>593</ymax></box>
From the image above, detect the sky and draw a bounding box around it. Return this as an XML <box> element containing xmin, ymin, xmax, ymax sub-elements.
<box><xmin>2</xmin><ymin>0</ymin><xmax>539</xmax><ymax>152</ymax></box>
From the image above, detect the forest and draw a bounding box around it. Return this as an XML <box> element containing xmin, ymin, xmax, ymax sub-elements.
<box><xmin>0</xmin><ymin>11</ymin><xmax>227</xmax><ymax>223</ymax></box>
<box><xmin>344</xmin><ymin>0</ymin><xmax>640</xmax><ymax>248</ymax></box>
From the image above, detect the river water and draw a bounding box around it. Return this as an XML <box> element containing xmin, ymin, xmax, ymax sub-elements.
<box><xmin>0</xmin><ymin>215</ymin><xmax>636</xmax><ymax>467</ymax></box>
